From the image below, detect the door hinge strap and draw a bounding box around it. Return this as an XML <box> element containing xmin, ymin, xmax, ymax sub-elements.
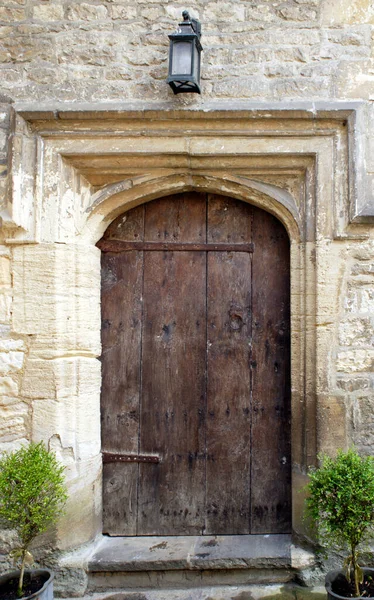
<box><xmin>98</xmin><ymin>240</ymin><xmax>254</xmax><ymax>253</ymax></box>
<box><xmin>102</xmin><ymin>452</ymin><xmax>160</xmax><ymax>464</ymax></box>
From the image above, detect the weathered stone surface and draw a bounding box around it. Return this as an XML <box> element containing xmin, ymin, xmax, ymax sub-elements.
<box><xmin>317</xmin><ymin>396</ymin><xmax>348</xmax><ymax>453</ymax></box>
<box><xmin>0</xmin><ymin>7</ymin><xmax>26</xmax><ymax>22</ymax></box>
<box><xmin>90</xmin><ymin>534</ymin><xmax>292</xmax><ymax>573</ymax></box>
<box><xmin>56</xmin><ymin>453</ymin><xmax>102</xmax><ymax>550</ymax></box>
<box><xmin>32</xmin><ymin>5</ymin><xmax>64</xmax><ymax>21</ymax></box>
<box><xmin>320</xmin><ymin>0</ymin><xmax>374</xmax><ymax>24</ymax></box>
<box><xmin>56</xmin><ymin>583</ymin><xmax>327</xmax><ymax>600</ymax></box>
<box><xmin>339</xmin><ymin>317</ymin><xmax>373</xmax><ymax>346</ymax></box>
<box><xmin>66</xmin><ymin>4</ymin><xmax>109</xmax><ymax>21</ymax></box>
<box><xmin>12</xmin><ymin>244</ymin><xmax>101</xmax><ymax>354</ymax></box>
<box><xmin>0</xmin><ymin>350</ymin><xmax>24</xmax><ymax>374</ymax></box>
<box><xmin>336</xmin><ymin>349</ymin><xmax>374</xmax><ymax>373</ymax></box>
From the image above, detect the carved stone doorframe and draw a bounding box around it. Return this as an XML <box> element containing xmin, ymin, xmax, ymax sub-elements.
<box><xmin>4</xmin><ymin>102</ymin><xmax>371</xmax><ymax>550</ymax></box>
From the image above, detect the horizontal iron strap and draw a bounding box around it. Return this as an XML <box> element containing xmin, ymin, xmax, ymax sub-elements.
<box><xmin>102</xmin><ymin>452</ymin><xmax>160</xmax><ymax>464</ymax></box>
<box><xmin>98</xmin><ymin>240</ymin><xmax>254</xmax><ymax>253</ymax></box>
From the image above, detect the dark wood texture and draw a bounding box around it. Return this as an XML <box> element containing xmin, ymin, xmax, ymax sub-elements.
<box><xmin>101</xmin><ymin>238</ymin><xmax>144</xmax><ymax>535</ymax></box>
<box><xmin>100</xmin><ymin>192</ymin><xmax>291</xmax><ymax>536</ymax></box>
<box><xmin>250</xmin><ymin>207</ymin><xmax>291</xmax><ymax>533</ymax></box>
<box><xmin>137</xmin><ymin>194</ymin><xmax>207</xmax><ymax>535</ymax></box>
<box><xmin>206</xmin><ymin>196</ymin><xmax>252</xmax><ymax>534</ymax></box>
<box><xmin>97</xmin><ymin>240</ymin><xmax>254</xmax><ymax>253</ymax></box>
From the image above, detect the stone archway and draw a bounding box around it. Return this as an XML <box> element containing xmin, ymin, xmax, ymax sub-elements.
<box><xmin>9</xmin><ymin>105</ymin><xmax>359</xmax><ymax>557</ymax></box>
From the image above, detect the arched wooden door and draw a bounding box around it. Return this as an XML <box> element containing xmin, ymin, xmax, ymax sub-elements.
<box><xmin>99</xmin><ymin>192</ymin><xmax>291</xmax><ymax>536</ymax></box>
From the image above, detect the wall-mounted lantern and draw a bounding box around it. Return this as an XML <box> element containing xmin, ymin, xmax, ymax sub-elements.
<box><xmin>167</xmin><ymin>10</ymin><xmax>203</xmax><ymax>95</ymax></box>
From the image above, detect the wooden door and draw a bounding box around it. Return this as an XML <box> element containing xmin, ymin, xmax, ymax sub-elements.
<box><xmin>99</xmin><ymin>192</ymin><xmax>291</xmax><ymax>536</ymax></box>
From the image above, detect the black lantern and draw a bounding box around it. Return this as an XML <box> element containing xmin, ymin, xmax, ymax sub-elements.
<box><xmin>167</xmin><ymin>10</ymin><xmax>203</xmax><ymax>94</ymax></box>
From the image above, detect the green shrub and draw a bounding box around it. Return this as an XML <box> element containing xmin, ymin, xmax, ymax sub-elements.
<box><xmin>0</xmin><ymin>442</ymin><xmax>68</xmax><ymax>597</ymax></box>
<box><xmin>305</xmin><ymin>448</ymin><xmax>374</xmax><ymax>597</ymax></box>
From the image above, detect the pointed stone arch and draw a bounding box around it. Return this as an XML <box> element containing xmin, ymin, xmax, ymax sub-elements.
<box><xmin>83</xmin><ymin>172</ymin><xmax>302</xmax><ymax>245</ymax></box>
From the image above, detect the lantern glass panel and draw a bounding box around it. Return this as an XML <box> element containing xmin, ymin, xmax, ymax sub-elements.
<box><xmin>171</xmin><ymin>41</ymin><xmax>192</xmax><ymax>75</ymax></box>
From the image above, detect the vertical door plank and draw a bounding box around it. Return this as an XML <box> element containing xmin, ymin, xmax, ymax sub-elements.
<box><xmin>144</xmin><ymin>193</ymin><xmax>206</xmax><ymax>243</ymax></box>
<box><xmin>205</xmin><ymin>195</ymin><xmax>252</xmax><ymax>534</ymax></box>
<box><xmin>103</xmin><ymin>204</ymin><xmax>145</xmax><ymax>242</ymax></box>
<box><xmin>250</xmin><ymin>207</ymin><xmax>291</xmax><ymax>533</ymax></box>
<box><xmin>137</xmin><ymin>193</ymin><xmax>207</xmax><ymax>535</ymax></box>
<box><xmin>101</xmin><ymin>205</ymin><xmax>145</xmax><ymax>535</ymax></box>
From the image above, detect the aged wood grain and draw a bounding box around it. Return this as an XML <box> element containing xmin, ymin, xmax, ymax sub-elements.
<box><xmin>250</xmin><ymin>207</ymin><xmax>291</xmax><ymax>534</ymax></box>
<box><xmin>101</xmin><ymin>249</ymin><xmax>144</xmax><ymax>535</ymax></box>
<box><xmin>137</xmin><ymin>195</ymin><xmax>207</xmax><ymax>534</ymax></box>
<box><xmin>205</xmin><ymin>195</ymin><xmax>252</xmax><ymax>534</ymax></box>
<box><xmin>99</xmin><ymin>191</ymin><xmax>291</xmax><ymax>536</ymax></box>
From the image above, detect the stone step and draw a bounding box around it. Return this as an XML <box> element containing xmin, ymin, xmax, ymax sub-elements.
<box><xmin>60</xmin><ymin>583</ymin><xmax>327</xmax><ymax>600</ymax></box>
<box><xmin>86</xmin><ymin>535</ymin><xmax>314</xmax><ymax>594</ymax></box>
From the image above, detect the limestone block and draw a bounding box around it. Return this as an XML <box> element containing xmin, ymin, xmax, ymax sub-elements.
<box><xmin>59</xmin><ymin>44</ymin><xmax>116</xmax><ymax>67</ymax></box>
<box><xmin>0</xmin><ymin>351</ymin><xmax>24</xmax><ymax>374</ymax></box>
<box><xmin>105</xmin><ymin>66</ymin><xmax>133</xmax><ymax>80</ymax></box>
<box><xmin>2</xmin><ymin>36</ymin><xmax>54</xmax><ymax>63</ymax></box>
<box><xmin>214</xmin><ymin>78</ymin><xmax>270</xmax><ymax>98</ymax></box>
<box><xmin>351</xmin><ymin>240</ymin><xmax>374</xmax><ymax>261</ymax></box>
<box><xmin>278</xmin><ymin>6</ymin><xmax>317</xmax><ymax>21</ymax></box>
<box><xmin>317</xmin><ymin>396</ymin><xmax>347</xmax><ymax>453</ymax></box>
<box><xmin>246</xmin><ymin>5</ymin><xmax>278</xmax><ymax>22</ymax></box>
<box><xmin>66</xmin><ymin>4</ymin><xmax>108</xmax><ymax>21</ymax></box>
<box><xmin>0</xmin><ymin>129</ymin><xmax>6</xmax><ymax>153</ymax></box>
<box><xmin>12</xmin><ymin>244</ymin><xmax>101</xmax><ymax>354</ymax></box>
<box><xmin>345</xmin><ymin>286</ymin><xmax>374</xmax><ymax>313</ymax></box>
<box><xmin>126</xmin><ymin>47</ymin><xmax>165</xmax><ymax>66</ymax></box>
<box><xmin>353</xmin><ymin>395</ymin><xmax>374</xmax><ymax>449</ymax></box>
<box><xmin>21</xmin><ymin>356</ymin><xmax>100</xmax><ymax>400</ymax></box>
<box><xmin>320</xmin><ymin>0</ymin><xmax>374</xmax><ymax>24</ymax></box>
<box><xmin>272</xmin><ymin>77</ymin><xmax>331</xmax><ymax>99</ymax></box>
<box><xmin>0</xmin><ymin>438</ymin><xmax>29</xmax><ymax>454</ymax></box>
<box><xmin>164</xmin><ymin>5</ymin><xmax>199</xmax><ymax>20</ymax></box>
<box><xmin>0</xmin><ymin>401</ymin><xmax>29</xmax><ymax>443</ymax></box>
<box><xmin>203</xmin><ymin>3</ymin><xmax>245</xmax><ymax>22</ymax></box>
<box><xmin>32</xmin><ymin>392</ymin><xmax>101</xmax><ymax>461</ymax></box>
<box><xmin>336</xmin><ymin>376</ymin><xmax>371</xmax><ymax>392</ymax></box>
<box><xmin>140</xmin><ymin>6</ymin><xmax>164</xmax><ymax>21</ymax></box>
<box><xmin>33</xmin><ymin>5</ymin><xmax>64</xmax><ymax>21</ymax></box>
<box><xmin>111</xmin><ymin>5</ymin><xmax>137</xmax><ymax>20</ymax></box>
<box><xmin>339</xmin><ymin>317</ymin><xmax>373</xmax><ymax>346</ymax></box>
<box><xmin>335</xmin><ymin>60</ymin><xmax>374</xmax><ymax>99</ymax></box>
<box><xmin>0</xmin><ymin>375</ymin><xmax>19</xmax><ymax>398</ymax></box>
<box><xmin>336</xmin><ymin>349</ymin><xmax>374</xmax><ymax>372</ymax></box>
<box><xmin>0</xmin><ymin>7</ymin><xmax>25</xmax><ymax>21</ymax></box>
<box><xmin>56</xmin><ymin>455</ymin><xmax>102</xmax><ymax>550</ymax></box>
<box><xmin>232</xmin><ymin>48</ymin><xmax>272</xmax><ymax>65</ymax></box>
<box><xmin>0</xmin><ymin>338</ymin><xmax>25</xmax><ymax>351</ymax></box>
<box><xmin>0</xmin><ymin>256</ymin><xmax>10</xmax><ymax>287</ymax></box>
<box><xmin>26</xmin><ymin>66</ymin><xmax>61</xmax><ymax>85</ymax></box>
<box><xmin>273</xmin><ymin>47</ymin><xmax>309</xmax><ymax>63</ymax></box>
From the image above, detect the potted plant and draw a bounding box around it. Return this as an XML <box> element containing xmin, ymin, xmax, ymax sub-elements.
<box><xmin>0</xmin><ymin>442</ymin><xmax>68</xmax><ymax>599</ymax></box>
<box><xmin>305</xmin><ymin>447</ymin><xmax>374</xmax><ymax>599</ymax></box>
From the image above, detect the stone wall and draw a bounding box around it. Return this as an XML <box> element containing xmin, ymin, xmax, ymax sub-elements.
<box><xmin>0</xmin><ymin>0</ymin><xmax>374</xmax><ymax>580</ymax></box>
<box><xmin>0</xmin><ymin>0</ymin><xmax>373</xmax><ymax>103</ymax></box>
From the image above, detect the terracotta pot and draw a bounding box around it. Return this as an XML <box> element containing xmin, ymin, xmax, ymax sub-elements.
<box><xmin>325</xmin><ymin>568</ymin><xmax>374</xmax><ymax>599</ymax></box>
<box><xmin>0</xmin><ymin>569</ymin><xmax>54</xmax><ymax>600</ymax></box>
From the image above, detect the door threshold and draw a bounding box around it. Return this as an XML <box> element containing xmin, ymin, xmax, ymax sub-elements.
<box><xmin>88</xmin><ymin>534</ymin><xmax>296</xmax><ymax>573</ymax></box>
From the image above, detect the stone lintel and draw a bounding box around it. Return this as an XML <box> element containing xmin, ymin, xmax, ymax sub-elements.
<box><xmin>14</xmin><ymin>100</ymin><xmax>363</xmax><ymax>123</ymax></box>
